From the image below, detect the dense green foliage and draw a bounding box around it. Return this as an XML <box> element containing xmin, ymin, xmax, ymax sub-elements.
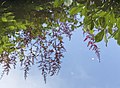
<box><xmin>70</xmin><ymin>0</ymin><xmax>120</xmax><ymax>45</ymax></box>
<box><xmin>0</xmin><ymin>0</ymin><xmax>120</xmax><ymax>82</ymax></box>
<box><xmin>0</xmin><ymin>0</ymin><xmax>76</xmax><ymax>81</ymax></box>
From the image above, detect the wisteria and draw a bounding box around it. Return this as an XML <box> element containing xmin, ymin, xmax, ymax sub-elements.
<box><xmin>0</xmin><ymin>22</ymin><xmax>73</xmax><ymax>82</ymax></box>
<box><xmin>84</xmin><ymin>34</ymin><xmax>100</xmax><ymax>62</ymax></box>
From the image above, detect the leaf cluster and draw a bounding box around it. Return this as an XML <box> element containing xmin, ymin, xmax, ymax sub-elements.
<box><xmin>69</xmin><ymin>0</ymin><xmax>120</xmax><ymax>45</ymax></box>
<box><xmin>0</xmin><ymin>0</ymin><xmax>76</xmax><ymax>81</ymax></box>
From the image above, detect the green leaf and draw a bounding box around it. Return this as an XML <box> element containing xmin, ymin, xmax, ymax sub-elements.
<box><xmin>90</xmin><ymin>21</ymin><xmax>94</xmax><ymax>30</ymax></box>
<box><xmin>16</xmin><ymin>23</ymin><xmax>27</xmax><ymax>30</ymax></box>
<box><xmin>1</xmin><ymin>17</ymin><xmax>7</xmax><ymax>22</ymax></box>
<box><xmin>89</xmin><ymin>30</ymin><xmax>94</xmax><ymax>34</ymax></box>
<box><xmin>69</xmin><ymin>7</ymin><xmax>82</xmax><ymax>15</ymax></box>
<box><xmin>97</xmin><ymin>11</ymin><xmax>107</xmax><ymax>17</ymax></box>
<box><xmin>4</xmin><ymin>12</ymin><xmax>13</xmax><ymax>17</ymax></box>
<box><xmin>112</xmin><ymin>30</ymin><xmax>119</xmax><ymax>40</ymax></box>
<box><xmin>35</xmin><ymin>6</ymin><xmax>43</xmax><ymax>10</ymax></box>
<box><xmin>95</xmin><ymin>30</ymin><xmax>104</xmax><ymax>42</ymax></box>
<box><xmin>105</xmin><ymin>13</ymin><xmax>110</xmax><ymax>25</ymax></box>
<box><xmin>0</xmin><ymin>48</ymin><xmax>3</xmax><ymax>54</ymax></box>
<box><xmin>81</xmin><ymin>6</ymin><xmax>87</xmax><ymax>16</ymax></box>
<box><xmin>109</xmin><ymin>13</ymin><xmax>116</xmax><ymax>24</ymax></box>
<box><xmin>116</xmin><ymin>30</ymin><xmax>120</xmax><ymax>45</ymax></box>
<box><xmin>7</xmin><ymin>16</ymin><xmax>15</xmax><ymax>22</ymax></box>
<box><xmin>99</xmin><ymin>17</ymin><xmax>106</xmax><ymax>28</ymax></box>
<box><xmin>54</xmin><ymin>0</ymin><xmax>63</xmax><ymax>7</ymax></box>
<box><xmin>7</xmin><ymin>16</ymin><xmax>15</xmax><ymax>20</ymax></box>
<box><xmin>21</xmin><ymin>25</ymin><xmax>26</xmax><ymax>30</ymax></box>
<box><xmin>83</xmin><ymin>17</ymin><xmax>91</xmax><ymax>25</ymax></box>
<box><xmin>9</xmin><ymin>26</ymin><xmax>15</xmax><ymax>30</ymax></box>
<box><xmin>117</xmin><ymin>18</ymin><xmax>120</xmax><ymax>29</ymax></box>
<box><xmin>117</xmin><ymin>40</ymin><xmax>120</xmax><ymax>45</ymax></box>
<box><xmin>2</xmin><ymin>36</ymin><xmax>9</xmax><ymax>42</ymax></box>
<box><xmin>108</xmin><ymin>27</ymin><xmax>112</xmax><ymax>34</ymax></box>
<box><xmin>4</xmin><ymin>43</ymin><xmax>15</xmax><ymax>47</ymax></box>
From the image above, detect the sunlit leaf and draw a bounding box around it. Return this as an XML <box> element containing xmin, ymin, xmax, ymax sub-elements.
<box><xmin>9</xmin><ymin>26</ymin><xmax>15</xmax><ymax>30</ymax></box>
<box><xmin>70</xmin><ymin>7</ymin><xmax>82</xmax><ymax>15</ymax></box>
<box><xmin>97</xmin><ymin>11</ymin><xmax>107</xmax><ymax>17</ymax></box>
<box><xmin>54</xmin><ymin>0</ymin><xmax>63</xmax><ymax>7</ymax></box>
<box><xmin>95</xmin><ymin>30</ymin><xmax>104</xmax><ymax>42</ymax></box>
<box><xmin>35</xmin><ymin>6</ymin><xmax>43</xmax><ymax>11</ymax></box>
<box><xmin>4</xmin><ymin>12</ymin><xmax>13</xmax><ymax>17</ymax></box>
<box><xmin>1</xmin><ymin>17</ymin><xmax>7</xmax><ymax>22</ymax></box>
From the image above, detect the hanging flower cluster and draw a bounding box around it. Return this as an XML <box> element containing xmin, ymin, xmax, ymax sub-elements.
<box><xmin>0</xmin><ymin>22</ymin><xmax>73</xmax><ymax>82</ymax></box>
<box><xmin>84</xmin><ymin>34</ymin><xmax>100</xmax><ymax>62</ymax></box>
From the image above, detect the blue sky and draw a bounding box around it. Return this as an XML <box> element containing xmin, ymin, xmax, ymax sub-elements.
<box><xmin>0</xmin><ymin>28</ymin><xmax>120</xmax><ymax>88</ymax></box>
